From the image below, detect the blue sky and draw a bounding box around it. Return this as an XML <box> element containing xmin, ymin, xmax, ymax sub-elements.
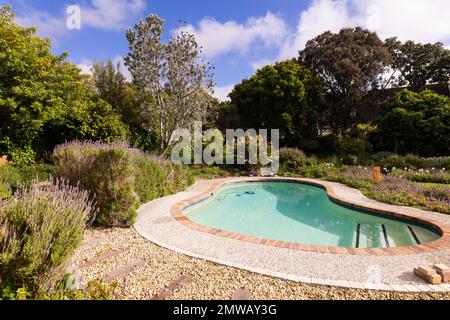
<box><xmin>5</xmin><ymin>0</ymin><xmax>450</xmax><ymax>100</ymax></box>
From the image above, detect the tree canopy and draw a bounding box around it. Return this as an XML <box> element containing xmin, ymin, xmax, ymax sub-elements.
<box><xmin>125</xmin><ymin>14</ymin><xmax>215</xmax><ymax>154</ymax></box>
<box><xmin>384</xmin><ymin>38</ymin><xmax>450</xmax><ymax>90</ymax></box>
<box><xmin>228</xmin><ymin>60</ymin><xmax>323</xmax><ymax>148</ymax></box>
<box><xmin>375</xmin><ymin>90</ymin><xmax>450</xmax><ymax>156</ymax></box>
<box><xmin>0</xmin><ymin>6</ymin><xmax>126</xmax><ymax>161</ymax></box>
<box><xmin>298</xmin><ymin>27</ymin><xmax>391</xmax><ymax>133</ymax></box>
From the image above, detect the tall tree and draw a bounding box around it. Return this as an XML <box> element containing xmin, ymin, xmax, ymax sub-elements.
<box><xmin>229</xmin><ymin>60</ymin><xmax>323</xmax><ymax>148</ymax></box>
<box><xmin>298</xmin><ymin>27</ymin><xmax>391</xmax><ymax>134</ymax></box>
<box><xmin>125</xmin><ymin>14</ymin><xmax>214</xmax><ymax>154</ymax></box>
<box><xmin>384</xmin><ymin>38</ymin><xmax>450</xmax><ymax>90</ymax></box>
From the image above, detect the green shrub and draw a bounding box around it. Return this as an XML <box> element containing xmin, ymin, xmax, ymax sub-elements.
<box><xmin>0</xmin><ymin>179</ymin><xmax>96</xmax><ymax>295</ymax></box>
<box><xmin>53</xmin><ymin>141</ymin><xmax>139</xmax><ymax>227</ymax></box>
<box><xmin>133</xmin><ymin>155</ymin><xmax>193</xmax><ymax>203</ymax></box>
<box><xmin>390</xmin><ymin>169</ymin><xmax>450</xmax><ymax>184</ymax></box>
<box><xmin>0</xmin><ymin>164</ymin><xmax>54</xmax><ymax>199</ymax></box>
<box><xmin>2</xmin><ymin>280</ymin><xmax>118</xmax><ymax>300</ymax></box>
<box><xmin>375</xmin><ymin>89</ymin><xmax>450</xmax><ymax>156</ymax></box>
<box><xmin>279</xmin><ymin>148</ymin><xmax>317</xmax><ymax>175</ymax></box>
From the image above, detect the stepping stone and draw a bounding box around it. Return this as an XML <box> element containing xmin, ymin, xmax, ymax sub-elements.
<box><xmin>79</xmin><ymin>237</ymin><xmax>106</xmax><ymax>249</ymax></box>
<box><xmin>103</xmin><ymin>259</ymin><xmax>145</xmax><ymax>283</ymax></box>
<box><xmin>150</xmin><ymin>275</ymin><xmax>193</xmax><ymax>300</ymax></box>
<box><xmin>78</xmin><ymin>250</ymin><xmax>124</xmax><ymax>269</ymax></box>
<box><xmin>231</xmin><ymin>289</ymin><xmax>252</xmax><ymax>300</ymax></box>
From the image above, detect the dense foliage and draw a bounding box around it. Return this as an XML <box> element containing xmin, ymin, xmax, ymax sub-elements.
<box><xmin>0</xmin><ymin>6</ymin><xmax>127</xmax><ymax>162</ymax></box>
<box><xmin>90</xmin><ymin>61</ymin><xmax>160</xmax><ymax>152</ymax></box>
<box><xmin>0</xmin><ymin>163</ymin><xmax>54</xmax><ymax>199</ymax></box>
<box><xmin>228</xmin><ymin>60</ymin><xmax>323</xmax><ymax>148</ymax></box>
<box><xmin>375</xmin><ymin>90</ymin><xmax>450</xmax><ymax>156</ymax></box>
<box><xmin>53</xmin><ymin>141</ymin><xmax>140</xmax><ymax>227</ymax></box>
<box><xmin>298</xmin><ymin>27</ymin><xmax>391</xmax><ymax>133</ymax></box>
<box><xmin>385</xmin><ymin>38</ymin><xmax>450</xmax><ymax>89</ymax></box>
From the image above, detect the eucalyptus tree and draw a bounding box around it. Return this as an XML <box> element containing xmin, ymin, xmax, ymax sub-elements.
<box><xmin>125</xmin><ymin>14</ymin><xmax>215</xmax><ymax>154</ymax></box>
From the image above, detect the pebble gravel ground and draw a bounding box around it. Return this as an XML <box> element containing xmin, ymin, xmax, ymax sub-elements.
<box><xmin>72</xmin><ymin>228</ymin><xmax>450</xmax><ymax>300</ymax></box>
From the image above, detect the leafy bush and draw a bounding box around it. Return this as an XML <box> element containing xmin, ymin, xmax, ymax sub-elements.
<box><xmin>279</xmin><ymin>148</ymin><xmax>316</xmax><ymax>174</ymax></box>
<box><xmin>0</xmin><ymin>179</ymin><xmax>96</xmax><ymax>295</ymax></box>
<box><xmin>53</xmin><ymin>140</ymin><xmax>193</xmax><ymax>227</ymax></box>
<box><xmin>0</xmin><ymin>164</ymin><xmax>54</xmax><ymax>199</ymax></box>
<box><xmin>2</xmin><ymin>280</ymin><xmax>118</xmax><ymax>300</ymax></box>
<box><xmin>336</xmin><ymin>135</ymin><xmax>372</xmax><ymax>165</ymax></box>
<box><xmin>53</xmin><ymin>141</ymin><xmax>139</xmax><ymax>227</ymax></box>
<box><xmin>375</xmin><ymin>89</ymin><xmax>450</xmax><ymax>156</ymax></box>
<box><xmin>133</xmin><ymin>155</ymin><xmax>193</xmax><ymax>203</ymax></box>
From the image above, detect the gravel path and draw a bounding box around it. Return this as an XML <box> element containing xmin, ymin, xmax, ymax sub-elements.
<box><xmin>72</xmin><ymin>228</ymin><xmax>450</xmax><ymax>300</ymax></box>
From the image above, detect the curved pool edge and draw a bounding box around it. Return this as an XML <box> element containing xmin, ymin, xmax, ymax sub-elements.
<box><xmin>170</xmin><ymin>177</ymin><xmax>450</xmax><ymax>256</ymax></box>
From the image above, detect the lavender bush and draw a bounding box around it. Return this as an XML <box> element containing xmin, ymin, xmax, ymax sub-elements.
<box><xmin>53</xmin><ymin>140</ymin><xmax>193</xmax><ymax>227</ymax></box>
<box><xmin>53</xmin><ymin>140</ymin><xmax>140</xmax><ymax>227</ymax></box>
<box><xmin>0</xmin><ymin>179</ymin><xmax>97</xmax><ymax>295</ymax></box>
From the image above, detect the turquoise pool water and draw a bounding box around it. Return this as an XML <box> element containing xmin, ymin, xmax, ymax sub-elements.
<box><xmin>183</xmin><ymin>182</ymin><xmax>440</xmax><ymax>248</ymax></box>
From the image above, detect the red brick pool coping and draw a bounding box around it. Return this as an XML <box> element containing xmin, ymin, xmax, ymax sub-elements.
<box><xmin>170</xmin><ymin>178</ymin><xmax>450</xmax><ymax>256</ymax></box>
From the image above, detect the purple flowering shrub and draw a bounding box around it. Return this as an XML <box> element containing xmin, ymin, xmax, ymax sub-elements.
<box><xmin>53</xmin><ymin>140</ymin><xmax>193</xmax><ymax>227</ymax></box>
<box><xmin>53</xmin><ymin>140</ymin><xmax>140</xmax><ymax>227</ymax></box>
<box><xmin>0</xmin><ymin>179</ymin><xmax>96</xmax><ymax>294</ymax></box>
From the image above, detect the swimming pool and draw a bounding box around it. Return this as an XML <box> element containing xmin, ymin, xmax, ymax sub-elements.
<box><xmin>182</xmin><ymin>181</ymin><xmax>441</xmax><ymax>248</ymax></box>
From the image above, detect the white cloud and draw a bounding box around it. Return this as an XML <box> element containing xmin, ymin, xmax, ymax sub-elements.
<box><xmin>15</xmin><ymin>8</ymin><xmax>68</xmax><ymax>40</ymax></box>
<box><xmin>214</xmin><ymin>84</ymin><xmax>235</xmax><ymax>101</ymax></box>
<box><xmin>15</xmin><ymin>0</ymin><xmax>146</xmax><ymax>39</ymax></box>
<box><xmin>352</xmin><ymin>0</ymin><xmax>450</xmax><ymax>44</ymax></box>
<box><xmin>80</xmin><ymin>0</ymin><xmax>146</xmax><ymax>31</ymax></box>
<box><xmin>279</xmin><ymin>0</ymin><xmax>450</xmax><ymax>60</ymax></box>
<box><xmin>77</xmin><ymin>59</ymin><xmax>94</xmax><ymax>75</ymax></box>
<box><xmin>279</xmin><ymin>0</ymin><xmax>356</xmax><ymax>59</ymax></box>
<box><xmin>178</xmin><ymin>11</ymin><xmax>287</xmax><ymax>58</ymax></box>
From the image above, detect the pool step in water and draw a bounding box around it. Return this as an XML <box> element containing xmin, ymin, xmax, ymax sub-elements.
<box><xmin>356</xmin><ymin>224</ymin><xmax>388</xmax><ymax>248</ymax></box>
<box><xmin>355</xmin><ymin>223</ymin><xmax>429</xmax><ymax>248</ymax></box>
